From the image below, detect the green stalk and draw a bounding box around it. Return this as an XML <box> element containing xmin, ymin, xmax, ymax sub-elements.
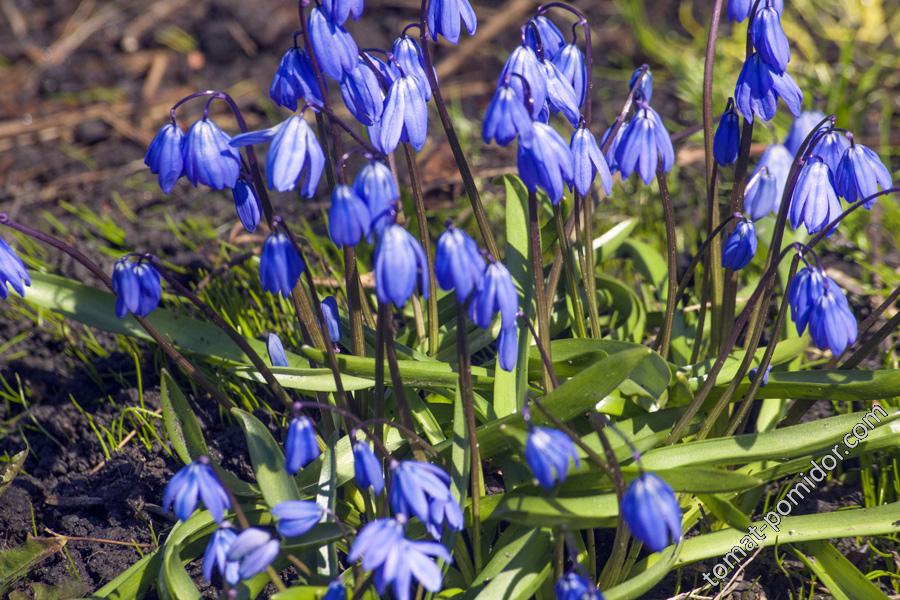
<box><xmin>528</xmin><ymin>191</ymin><xmax>553</xmax><ymax>390</ymax></box>
<box><xmin>653</xmin><ymin>169</ymin><xmax>679</xmax><ymax>360</ymax></box>
<box><xmin>553</xmin><ymin>203</ymin><xmax>588</xmax><ymax>338</ymax></box>
<box><xmin>456</xmin><ymin>308</ymin><xmax>482</xmax><ymax>570</ymax></box>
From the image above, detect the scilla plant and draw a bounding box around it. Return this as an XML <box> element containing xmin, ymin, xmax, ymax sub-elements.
<box><xmin>2</xmin><ymin>0</ymin><xmax>898</xmax><ymax>598</ymax></box>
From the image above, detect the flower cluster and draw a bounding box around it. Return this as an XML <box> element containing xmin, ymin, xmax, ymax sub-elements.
<box><xmin>788</xmin><ymin>265</ymin><xmax>858</xmax><ymax>355</ymax></box>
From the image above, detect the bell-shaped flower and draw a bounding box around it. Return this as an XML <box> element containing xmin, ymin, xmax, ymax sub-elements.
<box><xmin>752</xmin><ymin>143</ymin><xmax>792</xmax><ymax>202</ymax></box>
<box><xmin>629</xmin><ymin>67</ymin><xmax>653</xmax><ymax>102</ymax></box>
<box><xmin>621</xmin><ymin>472</ymin><xmax>682</xmax><ymax>552</ymax></box>
<box><xmin>713</xmin><ymin>100</ymin><xmax>740</xmax><ymax>166</ymax></box>
<box><xmin>226</xmin><ymin>528</ymin><xmax>280</xmax><ymax>582</ymax></box>
<box><xmin>734</xmin><ymin>53</ymin><xmax>802</xmax><ymax>123</ymax></box>
<box><xmin>112</xmin><ymin>258</ymin><xmax>161</xmax><ymax>319</ymax></box>
<box><xmin>202</xmin><ymin>525</ymin><xmax>240</xmax><ymax>585</ymax></box>
<box><xmin>269</xmin><ymin>47</ymin><xmax>324</xmax><ymax>110</ymax></box>
<box><xmin>600</xmin><ymin>121</ymin><xmax>628</xmax><ymax>172</ymax></box>
<box><xmin>525</xmin><ymin>426</ymin><xmax>580</xmax><ymax>490</ymax></box>
<box><xmin>329</xmin><ymin>185</ymin><xmax>371</xmax><ymax>248</ymax></box>
<box><xmin>435</xmin><ymin>224</ymin><xmax>486</xmax><ymax>300</ymax></box>
<box><xmin>541</xmin><ymin>58</ymin><xmax>580</xmax><ymax>126</ymax></box>
<box><xmin>518</xmin><ymin>122</ymin><xmax>575</xmax><ymax>205</ymax></box>
<box><xmin>427</xmin><ymin>0</ymin><xmax>477</xmax><ymax>45</ymax></box>
<box><xmin>145</xmin><ymin>123</ymin><xmax>184</xmax><ymax>193</ymax></box>
<box><xmin>374</xmin><ymin>223</ymin><xmax>429</xmax><ymax>307</ymax></box>
<box><xmin>728</xmin><ymin>0</ymin><xmax>782</xmax><ymax>22</ymax></box>
<box><xmin>379</xmin><ymin>74</ymin><xmax>429</xmax><ymax>153</ymax></box>
<box><xmin>259</xmin><ymin>232</ymin><xmax>305</xmax><ymax>298</ymax></box>
<box><xmin>525</xmin><ymin>15</ymin><xmax>565</xmax><ymax>60</ymax></box>
<box><xmin>308</xmin><ymin>6</ymin><xmax>358</xmax><ymax>80</ymax></box>
<box><xmin>272</xmin><ymin>500</ymin><xmax>323</xmax><ymax>538</ymax></box>
<box><xmin>809</xmin><ymin>278</ymin><xmax>857</xmax><ymax>355</ymax></box>
<box><xmin>285</xmin><ymin>415</ymin><xmax>320</xmax><ymax>474</ymax></box>
<box><xmin>788</xmin><ymin>266</ymin><xmax>824</xmax><ymax>335</ymax></box>
<box><xmin>811</xmin><ymin>130</ymin><xmax>850</xmax><ymax>173</ymax></box>
<box><xmin>469</xmin><ymin>261</ymin><xmax>518</xmax><ymax>330</ymax></box>
<box><xmin>390</xmin><ymin>460</ymin><xmax>462</xmax><ymax>538</ymax></box>
<box><xmin>0</xmin><ymin>237</ymin><xmax>30</xmax><ymax>300</ymax></box>
<box><xmin>162</xmin><ymin>457</ymin><xmax>231</xmax><ymax>522</ymax></box>
<box><xmin>499</xmin><ymin>45</ymin><xmax>547</xmax><ymax>118</ymax></box>
<box><xmin>392</xmin><ymin>36</ymin><xmax>434</xmax><ymax>100</ymax></box>
<box><xmin>321</xmin><ymin>296</ymin><xmax>342</xmax><ymax>343</ymax></box>
<box><xmin>834</xmin><ymin>138</ymin><xmax>893</xmax><ymax>208</ymax></box>
<box><xmin>555</xmin><ymin>572</ymin><xmax>603</xmax><ymax>600</ymax></box>
<box><xmin>266</xmin><ymin>333</ymin><xmax>289</xmax><ymax>367</ymax></box>
<box><xmin>340</xmin><ymin>57</ymin><xmax>385</xmax><ymax>126</ymax></box>
<box><xmin>497</xmin><ymin>326</ymin><xmax>518</xmax><ymax>372</ymax></box>
<box><xmin>322</xmin><ymin>0</ymin><xmax>364</xmax><ymax>25</ymax></box>
<box><xmin>352</xmin><ymin>437</ymin><xmax>384</xmax><ymax>495</ymax></box>
<box><xmin>783</xmin><ymin>110</ymin><xmax>826</xmax><ymax>156</ymax></box>
<box><xmin>571</xmin><ymin>125</ymin><xmax>613</xmax><ymax>196</ymax></box>
<box><xmin>749</xmin><ymin>365</ymin><xmax>772</xmax><ymax>387</ymax></box>
<box><xmin>323</xmin><ymin>580</ymin><xmax>346</xmax><ymax>600</ymax></box>
<box><xmin>182</xmin><ymin>118</ymin><xmax>241</xmax><ymax>190</ymax></box>
<box><xmin>354</xmin><ymin>160</ymin><xmax>399</xmax><ymax>233</ymax></box>
<box><xmin>232</xmin><ymin>179</ymin><xmax>261</xmax><ymax>233</ymax></box>
<box><xmin>553</xmin><ymin>43</ymin><xmax>587</xmax><ymax>108</ymax></box>
<box><xmin>722</xmin><ymin>218</ymin><xmax>758</xmax><ymax>271</ymax></box>
<box><xmin>482</xmin><ymin>82</ymin><xmax>533</xmax><ymax>147</ymax></box>
<box><xmin>789</xmin><ymin>156</ymin><xmax>841</xmax><ymax>234</ymax></box>
<box><xmin>750</xmin><ymin>4</ymin><xmax>790</xmax><ymax>72</ymax></box>
<box><xmin>614</xmin><ymin>103</ymin><xmax>674</xmax><ymax>184</ymax></box>
<box><xmin>743</xmin><ymin>167</ymin><xmax>778</xmax><ymax>220</ymax></box>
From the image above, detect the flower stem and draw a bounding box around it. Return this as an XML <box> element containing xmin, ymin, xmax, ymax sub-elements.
<box><xmin>528</xmin><ymin>191</ymin><xmax>553</xmax><ymax>391</ymax></box>
<box><xmin>456</xmin><ymin>308</ymin><xmax>482</xmax><ymax>570</ymax></box>
<box><xmin>553</xmin><ymin>203</ymin><xmax>588</xmax><ymax>338</ymax></box>
<box><xmin>653</xmin><ymin>168</ymin><xmax>678</xmax><ymax>360</ymax></box>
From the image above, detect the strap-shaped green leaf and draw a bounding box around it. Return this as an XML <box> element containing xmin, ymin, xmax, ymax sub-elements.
<box><xmin>232</xmin><ymin>408</ymin><xmax>301</xmax><ymax>507</ymax></box>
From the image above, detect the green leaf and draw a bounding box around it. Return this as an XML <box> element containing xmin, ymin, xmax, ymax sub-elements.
<box><xmin>160</xmin><ymin>369</ymin><xmax>208</xmax><ymax>464</ymax></box>
<box><xmin>792</xmin><ymin>540</ymin><xmax>889</xmax><ymax>600</ymax></box>
<box><xmin>466</xmin><ymin>526</ymin><xmax>552</xmax><ymax>599</ymax></box>
<box><xmin>0</xmin><ymin>450</ymin><xmax>27</xmax><ymax>497</ymax></box>
<box><xmin>89</xmin><ymin>549</ymin><xmax>161</xmax><ymax>599</ymax></box>
<box><xmin>232</xmin><ymin>408</ymin><xmax>300</xmax><ymax>507</ymax></box>
<box><xmin>485</xmin><ymin>492</ymin><xmax>618</xmax><ymax>528</ymax></box>
<box><xmin>594</xmin><ymin>219</ymin><xmax>638</xmax><ymax>264</ymax></box>
<box><xmin>0</xmin><ymin>537</ymin><xmax>67</xmax><ymax>596</ymax></box>
<box><xmin>616</xmin><ymin>239</ymin><xmax>667</xmax><ymax>291</ymax></box>
<box><xmin>236</xmin><ymin>367</ymin><xmax>375</xmax><ymax>393</ymax></box>
<box><xmin>604</xmin><ymin>545</ymin><xmax>680</xmax><ymax>600</ymax></box>
<box><xmin>718</xmin><ymin>369</ymin><xmax>900</xmax><ymax>402</ymax></box>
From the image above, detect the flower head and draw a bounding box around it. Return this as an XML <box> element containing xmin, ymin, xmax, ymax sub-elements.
<box><xmin>788</xmin><ymin>266</ymin><xmax>824</xmax><ymax>335</ymax></box>
<box><xmin>811</xmin><ymin>130</ymin><xmax>850</xmax><ymax>173</ymax></box>
<box><xmin>517</xmin><ymin>122</ymin><xmax>575</xmax><ymax>204</ymax></box>
<box><xmin>323</xmin><ymin>580</ymin><xmax>347</xmax><ymax>600</ymax></box>
<box><xmin>0</xmin><ymin>237</ymin><xmax>30</xmax><ymax>300</ymax></box>
<box><xmin>435</xmin><ymin>224</ymin><xmax>486</xmax><ymax>300</ymax></box>
<box><xmin>145</xmin><ymin>123</ymin><xmax>184</xmax><ymax>193</ymax></box>
<box><xmin>269</xmin><ymin>47</ymin><xmax>324</xmax><ymax>110</ymax></box>
<box><xmin>783</xmin><ymin>110</ymin><xmax>826</xmax><ymax>156</ymax></box>
<box><xmin>734</xmin><ymin>53</ymin><xmax>802</xmax><ymax>123</ymax></box>
<box><xmin>553</xmin><ymin>43</ymin><xmax>587</xmax><ymax>108</ymax></box>
<box><xmin>834</xmin><ymin>139</ymin><xmax>892</xmax><ymax>208</ymax></box>
<box><xmin>390</xmin><ymin>460</ymin><xmax>462</xmax><ymax>538</ymax></box>
<box><xmin>308</xmin><ymin>6</ymin><xmax>358</xmax><ymax>80</ymax></box>
<box><xmin>728</xmin><ymin>0</ymin><xmax>782</xmax><ymax>22</ymax></box>
<box><xmin>752</xmin><ymin>143</ymin><xmax>792</xmax><ymax>202</ymax></box>
<box><xmin>267</xmin><ymin>333</ymin><xmax>289</xmax><ymax>367</ymax></box>
<box><xmin>163</xmin><ymin>457</ymin><xmax>231</xmax><ymax>522</ymax></box>
<box><xmin>497</xmin><ymin>326</ymin><xmax>518</xmax><ymax>372</ymax></box>
<box><xmin>482</xmin><ymin>82</ymin><xmax>533</xmax><ymax>147</ymax></box>
<box><xmin>259</xmin><ymin>232</ymin><xmax>305</xmax><ymax>298</ymax></box>
<box><xmin>621</xmin><ymin>472</ymin><xmax>681</xmax><ymax>552</ymax></box>
<box><xmin>112</xmin><ymin>258</ymin><xmax>161</xmax><ymax>319</ymax></box>
<box><xmin>391</xmin><ymin>36</ymin><xmax>434</xmax><ymax>101</ymax></box>
<box><xmin>713</xmin><ymin>100</ymin><xmax>740</xmax><ymax>166</ymax></box>
<box><xmin>272</xmin><ymin>500</ymin><xmax>323</xmax><ymax>538</ymax></box>
<box><xmin>614</xmin><ymin>103</ymin><xmax>674</xmax><ymax>184</ymax></box>
<box><xmin>202</xmin><ymin>525</ymin><xmax>240</xmax><ymax>585</ymax></box>
<box><xmin>379</xmin><ymin>74</ymin><xmax>429</xmax><ymax>153</ymax></box>
<box><xmin>321</xmin><ymin>296</ymin><xmax>342</xmax><ymax>344</ymax></box>
<box><xmin>750</xmin><ymin>4</ymin><xmax>790</xmax><ymax>72</ymax></box>
<box><xmin>555</xmin><ymin>572</ymin><xmax>603</xmax><ymax>600</ymax></box>
<box><xmin>374</xmin><ymin>223</ymin><xmax>429</xmax><ymax>307</ymax></box>
<box><xmin>629</xmin><ymin>67</ymin><xmax>653</xmax><ymax>102</ymax></box>
<box><xmin>722</xmin><ymin>219</ymin><xmax>758</xmax><ymax>271</ymax></box>
<box><xmin>468</xmin><ymin>261</ymin><xmax>518</xmax><ymax>330</ymax></box>
<box><xmin>571</xmin><ymin>126</ymin><xmax>613</xmax><ymax>197</ymax></box>
<box><xmin>226</xmin><ymin>528</ymin><xmax>280</xmax><ymax>582</ymax></box>
<box><xmin>182</xmin><ymin>118</ymin><xmax>241</xmax><ymax>190</ymax></box>
<box><xmin>352</xmin><ymin>438</ymin><xmax>384</xmax><ymax>495</ymax></box>
<box><xmin>232</xmin><ymin>179</ymin><xmax>261</xmax><ymax>233</ymax></box>
<box><xmin>323</xmin><ymin>0</ymin><xmax>364</xmax><ymax>25</ymax></box>
<box><xmin>525</xmin><ymin>15</ymin><xmax>565</xmax><ymax>60</ymax></box>
<box><xmin>809</xmin><ymin>277</ymin><xmax>857</xmax><ymax>355</ymax></box>
<box><xmin>499</xmin><ymin>45</ymin><xmax>547</xmax><ymax>118</ymax></box>
<box><xmin>541</xmin><ymin>58</ymin><xmax>580</xmax><ymax>126</ymax></box>
<box><xmin>340</xmin><ymin>58</ymin><xmax>385</xmax><ymax>126</ymax></box>
<box><xmin>743</xmin><ymin>167</ymin><xmax>778</xmax><ymax>221</ymax></box>
<box><xmin>329</xmin><ymin>185</ymin><xmax>371</xmax><ymax>248</ymax></box>
<box><xmin>789</xmin><ymin>156</ymin><xmax>841</xmax><ymax>234</ymax></box>
<box><xmin>354</xmin><ymin>160</ymin><xmax>399</xmax><ymax>233</ymax></box>
<box><xmin>525</xmin><ymin>426</ymin><xmax>580</xmax><ymax>490</ymax></box>
<box><xmin>285</xmin><ymin>415</ymin><xmax>320</xmax><ymax>474</ymax></box>
<box><xmin>600</xmin><ymin>122</ymin><xmax>628</xmax><ymax>172</ymax></box>
<box><xmin>427</xmin><ymin>0</ymin><xmax>477</xmax><ymax>45</ymax></box>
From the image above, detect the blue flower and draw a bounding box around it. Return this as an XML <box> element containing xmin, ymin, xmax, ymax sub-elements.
<box><xmin>748</xmin><ymin>365</ymin><xmax>772</xmax><ymax>386</ymax></box>
<box><xmin>469</xmin><ymin>261</ymin><xmax>518</xmax><ymax>329</ymax></box>
<box><xmin>322</xmin><ymin>0</ymin><xmax>364</xmax><ymax>25</ymax></box>
<box><xmin>145</xmin><ymin>123</ymin><xmax>184</xmax><ymax>193</ymax></box>
<box><xmin>525</xmin><ymin>15</ymin><xmax>565</xmax><ymax>60</ymax></box>
<box><xmin>734</xmin><ymin>53</ymin><xmax>802</xmax><ymax>123</ymax></box>
<box><xmin>321</xmin><ymin>296</ymin><xmax>342</xmax><ymax>343</ymax></box>
<box><xmin>379</xmin><ymin>74</ymin><xmax>429</xmax><ymax>153</ymax></box>
<box><xmin>750</xmin><ymin>4</ymin><xmax>790</xmax><ymax>72</ymax></box>
<box><xmin>788</xmin><ymin>266</ymin><xmax>824</xmax><ymax>335</ymax></box>
<box><xmin>497</xmin><ymin>326</ymin><xmax>518</xmax><ymax>372</ymax></box>
<box><xmin>435</xmin><ymin>224</ymin><xmax>485</xmax><ymax>300</ymax></box>
<box><xmin>553</xmin><ymin>43</ymin><xmax>587</xmax><ymax>108</ymax></box>
<box><xmin>390</xmin><ymin>461</ymin><xmax>462</xmax><ymax>539</ymax></box>
<box><xmin>269</xmin><ymin>47</ymin><xmax>324</xmax><ymax>110</ymax></box>
<box><xmin>0</xmin><ymin>237</ymin><xmax>30</xmax><ymax>300</ymax></box>
<box><xmin>426</xmin><ymin>496</ymin><xmax>464</xmax><ymax>540</ymax></box>
<box><xmin>482</xmin><ymin>82</ymin><xmax>534</xmax><ymax>147</ymax></box>
<box><xmin>162</xmin><ymin>457</ymin><xmax>231</xmax><ymax>522</ymax></box>
<box><xmin>811</xmin><ymin>130</ymin><xmax>850</xmax><ymax>173</ymax></box>
<box><xmin>202</xmin><ymin>525</ymin><xmax>240</xmax><ymax>585</ymax></box>
<box><xmin>621</xmin><ymin>472</ymin><xmax>681</xmax><ymax>552</ymax></box>
<box><xmin>354</xmin><ymin>160</ymin><xmax>399</xmax><ymax>233</ymax></box>
<box><xmin>182</xmin><ymin>118</ymin><xmax>241</xmax><ymax>190</ymax></box>
<box><xmin>600</xmin><ymin>122</ymin><xmax>628</xmax><ymax>172</ymax></box>
<box><xmin>614</xmin><ymin>103</ymin><xmax>674</xmax><ymax>184</ymax></box>
<box><xmin>374</xmin><ymin>223</ymin><xmax>429</xmax><ymax>307</ymax></box>
<box><xmin>231</xmin><ymin>115</ymin><xmax>325</xmax><ymax>196</ymax></box>
<box><xmin>391</xmin><ymin>36</ymin><xmax>434</xmax><ymax>101</ymax></box>
<box><xmin>259</xmin><ymin>232</ymin><xmax>305</xmax><ymax>298</ymax></box>
<box><xmin>728</xmin><ymin>0</ymin><xmax>782</xmax><ymax>22</ymax></box>
<box><xmin>525</xmin><ymin>426</ymin><xmax>580</xmax><ymax>490</ymax></box>
<box><xmin>571</xmin><ymin>126</ymin><xmax>613</xmax><ymax>196</ymax></box>
<box><xmin>789</xmin><ymin>156</ymin><xmax>841</xmax><ymax>234</ymax></box>
<box><xmin>752</xmin><ymin>143</ymin><xmax>792</xmax><ymax>202</ymax></box>
<box><xmin>266</xmin><ymin>333</ymin><xmax>289</xmax><ymax>367</ymax></box>
<box><xmin>809</xmin><ymin>278</ymin><xmax>857</xmax><ymax>355</ymax></box>
<box><xmin>743</xmin><ymin>167</ymin><xmax>778</xmax><ymax>220</ymax></box>
<box><xmin>713</xmin><ymin>100</ymin><xmax>741</xmax><ymax>166</ymax></box>
<box><xmin>323</xmin><ymin>580</ymin><xmax>347</xmax><ymax>600</ymax></box>
<box><xmin>629</xmin><ymin>67</ymin><xmax>653</xmax><ymax>102</ymax></box>
<box><xmin>834</xmin><ymin>139</ymin><xmax>893</xmax><ymax>208</ymax></box>
<box><xmin>427</xmin><ymin>0</ymin><xmax>477</xmax><ymax>45</ymax></box>
<box><xmin>499</xmin><ymin>45</ymin><xmax>547</xmax><ymax>118</ymax></box>
<box><xmin>329</xmin><ymin>185</ymin><xmax>371</xmax><ymax>248</ymax></box>
<box><xmin>783</xmin><ymin>110</ymin><xmax>826</xmax><ymax>156</ymax></box>
<box><xmin>518</xmin><ymin>122</ymin><xmax>575</xmax><ymax>204</ymax></box>
<box><xmin>308</xmin><ymin>6</ymin><xmax>358</xmax><ymax>80</ymax></box>
<box><xmin>722</xmin><ymin>219</ymin><xmax>757</xmax><ymax>271</ymax></box>
<box><xmin>341</xmin><ymin>57</ymin><xmax>385</xmax><ymax>126</ymax></box>
<box><xmin>285</xmin><ymin>415</ymin><xmax>320</xmax><ymax>474</ymax></box>
<box><xmin>353</xmin><ymin>438</ymin><xmax>384</xmax><ymax>495</ymax></box>
<box><xmin>232</xmin><ymin>179</ymin><xmax>261</xmax><ymax>233</ymax></box>
<box><xmin>112</xmin><ymin>258</ymin><xmax>161</xmax><ymax>319</ymax></box>
<box><xmin>226</xmin><ymin>528</ymin><xmax>280</xmax><ymax>582</ymax></box>
<box><xmin>272</xmin><ymin>500</ymin><xmax>323</xmax><ymax>537</ymax></box>
<box><xmin>555</xmin><ymin>572</ymin><xmax>603</xmax><ymax>600</ymax></box>
<box><xmin>541</xmin><ymin>58</ymin><xmax>580</xmax><ymax>126</ymax></box>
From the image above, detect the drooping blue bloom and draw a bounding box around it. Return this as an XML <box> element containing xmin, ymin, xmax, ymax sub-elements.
<box><xmin>713</xmin><ymin>100</ymin><xmax>741</xmax><ymax>166</ymax></box>
<box><xmin>379</xmin><ymin>74</ymin><xmax>429</xmax><ymax>153</ymax></box>
<box><xmin>783</xmin><ymin>110</ymin><xmax>826</xmax><ymax>156</ymax></box>
<box><xmin>182</xmin><ymin>119</ymin><xmax>241</xmax><ymax>190</ymax></box>
<box><xmin>499</xmin><ymin>45</ymin><xmax>547</xmax><ymax>118</ymax></box>
<box><xmin>426</xmin><ymin>496</ymin><xmax>465</xmax><ymax>539</ymax></box>
<box><xmin>365</xmin><ymin>51</ymin><xmax>402</xmax><ymax>86</ymax></box>
<box><xmin>272</xmin><ymin>500</ymin><xmax>323</xmax><ymax>537</ymax></box>
<box><xmin>112</xmin><ymin>259</ymin><xmax>161</xmax><ymax>319</ymax></box>
<box><xmin>427</xmin><ymin>0</ymin><xmax>477</xmax><ymax>45</ymax></box>
<box><xmin>232</xmin><ymin>179</ymin><xmax>261</xmax><ymax>233</ymax></box>
<box><xmin>162</xmin><ymin>457</ymin><xmax>231</xmax><ymax>522</ymax></box>
<box><xmin>352</xmin><ymin>438</ymin><xmax>384</xmax><ymax>495</ymax></box>
<box><xmin>750</xmin><ymin>4</ymin><xmax>790</xmax><ymax>73</ymax></box>
<box><xmin>629</xmin><ymin>67</ymin><xmax>653</xmax><ymax>102</ymax></box>
<box><xmin>614</xmin><ymin>103</ymin><xmax>674</xmax><ymax>184</ymax></box>
<box><xmin>469</xmin><ymin>261</ymin><xmax>518</xmax><ymax>330</ymax></box>
<box><xmin>553</xmin><ymin>43</ymin><xmax>587</xmax><ymax>108</ymax></box>
<box><xmin>811</xmin><ymin>130</ymin><xmax>851</xmax><ymax>173</ymax></box>
<box><xmin>0</xmin><ymin>237</ymin><xmax>30</xmax><ymax>300</ymax></box>
<box><xmin>308</xmin><ymin>6</ymin><xmax>359</xmax><ymax>81</ymax></box>
<box><xmin>600</xmin><ymin>121</ymin><xmax>628</xmax><ymax>172</ymax></box>
<box><xmin>734</xmin><ymin>53</ymin><xmax>802</xmax><ymax>123</ymax></box>
<box><xmin>482</xmin><ymin>82</ymin><xmax>533</xmax><ymax>147</ymax></box>
<box><xmin>269</xmin><ymin>47</ymin><xmax>324</xmax><ymax>110</ymax></box>
<box><xmin>323</xmin><ymin>580</ymin><xmax>347</xmax><ymax>600</ymax></box>
<box><xmin>321</xmin><ymin>296</ymin><xmax>341</xmax><ymax>343</ymax></box>
<box><xmin>259</xmin><ymin>232</ymin><xmax>305</xmax><ymax>298</ymax></box>
<box><xmin>374</xmin><ymin>223</ymin><xmax>429</xmax><ymax>307</ymax></box>
<box><xmin>525</xmin><ymin>426</ymin><xmax>580</xmax><ymax>490</ymax></box>
<box><xmin>329</xmin><ymin>185</ymin><xmax>371</xmax><ymax>248</ymax></box>
<box><xmin>285</xmin><ymin>415</ymin><xmax>320</xmax><ymax>474</ymax></box>
<box><xmin>354</xmin><ymin>160</ymin><xmax>399</xmax><ymax>233</ymax></box>
<box><xmin>435</xmin><ymin>225</ymin><xmax>486</xmax><ymax>300</ymax></box>
<box><xmin>231</xmin><ymin>115</ymin><xmax>325</xmax><ymax>196</ymax></box>
<box><xmin>202</xmin><ymin>525</ymin><xmax>239</xmax><ymax>585</ymax></box>
<box><xmin>728</xmin><ymin>0</ymin><xmax>783</xmax><ymax>22</ymax></box>
<box><xmin>743</xmin><ymin>167</ymin><xmax>778</xmax><ymax>220</ymax></box>
<box><xmin>341</xmin><ymin>57</ymin><xmax>385</xmax><ymax>126</ymax></box>
<box><xmin>722</xmin><ymin>219</ymin><xmax>758</xmax><ymax>271</ymax></box>
<box><xmin>788</xmin><ymin>266</ymin><xmax>824</xmax><ymax>335</ymax></box>
<box><xmin>525</xmin><ymin>15</ymin><xmax>566</xmax><ymax>60</ymax></box>
<box><xmin>517</xmin><ymin>122</ymin><xmax>575</xmax><ymax>204</ymax></box>
<box><xmin>266</xmin><ymin>333</ymin><xmax>289</xmax><ymax>367</ymax></box>
<box><xmin>555</xmin><ymin>572</ymin><xmax>604</xmax><ymax>600</ymax></box>
<box><xmin>390</xmin><ymin>460</ymin><xmax>462</xmax><ymax>538</ymax></box>
<box><xmin>226</xmin><ymin>528</ymin><xmax>280</xmax><ymax>582</ymax></box>
<box><xmin>748</xmin><ymin>365</ymin><xmax>772</xmax><ymax>386</ymax></box>
<box><xmin>809</xmin><ymin>278</ymin><xmax>857</xmax><ymax>355</ymax></box>
<box><xmin>621</xmin><ymin>472</ymin><xmax>682</xmax><ymax>552</ymax></box>
<box><xmin>392</xmin><ymin>36</ymin><xmax>434</xmax><ymax>101</ymax></box>
<box><xmin>789</xmin><ymin>156</ymin><xmax>841</xmax><ymax>234</ymax></box>
<box><xmin>753</xmin><ymin>143</ymin><xmax>792</xmax><ymax>202</ymax></box>
<box><xmin>497</xmin><ymin>326</ymin><xmax>518</xmax><ymax>372</ymax></box>
<box><xmin>834</xmin><ymin>139</ymin><xmax>893</xmax><ymax>208</ymax></box>
<box><xmin>571</xmin><ymin>126</ymin><xmax>613</xmax><ymax>196</ymax></box>
<box><xmin>323</xmin><ymin>0</ymin><xmax>364</xmax><ymax>25</ymax></box>
<box><xmin>145</xmin><ymin>123</ymin><xmax>184</xmax><ymax>193</ymax></box>
<box><xmin>541</xmin><ymin>58</ymin><xmax>580</xmax><ymax>126</ymax></box>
